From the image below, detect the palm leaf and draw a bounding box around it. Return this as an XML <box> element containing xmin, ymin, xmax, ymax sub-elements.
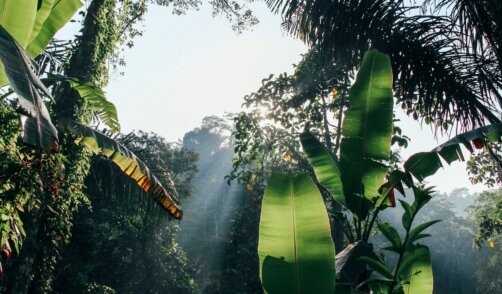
<box><xmin>340</xmin><ymin>49</ymin><xmax>393</xmax><ymax>218</ymax></box>
<box><xmin>300</xmin><ymin>131</ymin><xmax>345</xmax><ymax>207</ymax></box>
<box><xmin>267</xmin><ymin>0</ymin><xmax>502</xmax><ymax>130</ymax></box>
<box><xmin>59</xmin><ymin>119</ymin><xmax>182</xmax><ymax>219</ymax></box>
<box><xmin>258</xmin><ymin>173</ymin><xmax>335</xmax><ymax>293</ymax></box>
<box><xmin>0</xmin><ymin>26</ymin><xmax>58</xmax><ymax>150</ymax></box>
<box><xmin>404</xmin><ymin>123</ymin><xmax>502</xmax><ymax>181</ymax></box>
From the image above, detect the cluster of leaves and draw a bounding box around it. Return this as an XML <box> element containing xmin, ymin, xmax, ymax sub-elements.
<box><xmin>467</xmin><ymin>143</ymin><xmax>502</xmax><ymax>188</ymax></box>
<box><xmin>358</xmin><ymin>187</ymin><xmax>436</xmax><ymax>292</ymax></box>
<box><xmin>52</xmin><ymin>132</ymin><xmax>199</xmax><ymax>293</ymax></box>
<box><xmin>467</xmin><ymin>188</ymin><xmax>502</xmax><ymax>248</ymax></box>
<box><xmin>268</xmin><ymin>0</ymin><xmax>502</xmax><ymax>131</ymax></box>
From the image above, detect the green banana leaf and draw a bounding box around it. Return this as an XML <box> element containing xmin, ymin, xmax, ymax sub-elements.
<box><xmin>0</xmin><ymin>0</ymin><xmax>82</xmax><ymax>86</ymax></box>
<box><xmin>0</xmin><ymin>0</ymin><xmax>37</xmax><ymax>86</ymax></box>
<box><xmin>300</xmin><ymin>131</ymin><xmax>346</xmax><ymax>207</ymax></box>
<box><xmin>59</xmin><ymin>119</ymin><xmax>183</xmax><ymax>220</ymax></box>
<box><xmin>258</xmin><ymin>173</ymin><xmax>336</xmax><ymax>294</ymax></box>
<box><xmin>404</xmin><ymin>123</ymin><xmax>502</xmax><ymax>181</ymax></box>
<box><xmin>27</xmin><ymin>0</ymin><xmax>83</xmax><ymax>57</ymax></box>
<box><xmin>0</xmin><ymin>26</ymin><xmax>58</xmax><ymax>150</ymax></box>
<box><xmin>398</xmin><ymin>245</ymin><xmax>434</xmax><ymax>294</ymax></box>
<box><xmin>340</xmin><ymin>49</ymin><xmax>393</xmax><ymax>218</ymax></box>
<box><xmin>68</xmin><ymin>79</ymin><xmax>120</xmax><ymax>133</ymax></box>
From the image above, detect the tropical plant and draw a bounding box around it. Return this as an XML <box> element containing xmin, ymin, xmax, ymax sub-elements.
<box><xmin>467</xmin><ymin>188</ymin><xmax>502</xmax><ymax>248</ymax></box>
<box><xmin>267</xmin><ymin>0</ymin><xmax>502</xmax><ymax>131</ymax></box>
<box><xmin>257</xmin><ymin>49</ymin><xmax>502</xmax><ymax>293</ymax></box>
<box><xmin>467</xmin><ymin>143</ymin><xmax>502</xmax><ymax>187</ymax></box>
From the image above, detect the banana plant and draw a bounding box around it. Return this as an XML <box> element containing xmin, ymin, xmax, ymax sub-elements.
<box><xmin>0</xmin><ymin>1</ymin><xmax>183</xmax><ymax>278</ymax></box>
<box><xmin>0</xmin><ymin>12</ymin><xmax>182</xmax><ymax>219</ymax></box>
<box><xmin>258</xmin><ymin>49</ymin><xmax>502</xmax><ymax>293</ymax></box>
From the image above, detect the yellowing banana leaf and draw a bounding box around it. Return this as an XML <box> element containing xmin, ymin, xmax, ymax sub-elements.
<box><xmin>404</xmin><ymin>123</ymin><xmax>502</xmax><ymax>181</ymax></box>
<box><xmin>300</xmin><ymin>131</ymin><xmax>346</xmax><ymax>207</ymax></box>
<box><xmin>258</xmin><ymin>173</ymin><xmax>335</xmax><ymax>294</ymax></box>
<box><xmin>398</xmin><ymin>245</ymin><xmax>434</xmax><ymax>294</ymax></box>
<box><xmin>340</xmin><ymin>49</ymin><xmax>393</xmax><ymax>218</ymax></box>
<box><xmin>68</xmin><ymin>79</ymin><xmax>120</xmax><ymax>133</ymax></box>
<box><xmin>60</xmin><ymin>119</ymin><xmax>182</xmax><ymax>219</ymax></box>
<box><xmin>0</xmin><ymin>26</ymin><xmax>58</xmax><ymax>150</ymax></box>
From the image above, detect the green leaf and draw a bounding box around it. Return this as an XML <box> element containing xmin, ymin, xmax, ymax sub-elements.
<box><xmin>27</xmin><ymin>0</ymin><xmax>83</xmax><ymax>57</ymax></box>
<box><xmin>258</xmin><ymin>173</ymin><xmax>336</xmax><ymax>294</ymax></box>
<box><xmin>0</xmin><ymin>0</ymin><xmax>82</xmax><ymax>86</ymax></box>
<box><xmin>0</xmin><ymin>0</ymin><xmax>37</xmax><ymax>47</ymax></box>
<box><xmin>399</xmin><ymin>200</ymin><xmax>413</xmax><ymax>230</ymax></box>
<box><xmin>399</xmin><ymin>245</ymin><xmax>434</xmax><ymax>294</ymax></box>
<box><xmin>300</xmin><ymin>131</ymin><xmax>345</xmax><ymax>207</ymax></box>
<box><xmin>367</xmin><ymin>280</ymin><xmax>391</xmax><ymax>294</ymax></box>
<box><xmin>406</xmin><ymin>220</ymin><xmax>440</xmax><ymax>247</ymax></box>
<box><xmin>340</xmin><ymin>49</ymin><xmax>393</xmax><ymax>218</ymax></box>
<box><xmin>0</xmin><ymin>0</ymin><xmax>37</xmax><ymax>86</ymax></box>
<box><xmin>378</xmin><ymin>223</ymin><xmax>402</xmax><ymax>251</ymax></box>
<box><xmin>335</xmin><ymin>241</ymin><xmax>374</xmax><ymax>285</ymax></box>
<box><xmin>59</xmin><ymin>119</ymin><xmax>182</xmax><ymax>220</ymax></box>
<box><xmin>404</xmin><ymin>124</ymin><xmax>502</xmax><ymax>181</ymax></box>
<box><xmin>358</xmin><ymin>256</ymin><xmax>393</xmax><ymax>279</ymax></box>
<box><xmin>68</xmin><ymin>79</ymin><xmax>120</xmax><ymax>133</ymax></box>
<box><xmin>0</xmin><ymin>26</ymin><xmax>58</xmax><ymax>150</ymax></box>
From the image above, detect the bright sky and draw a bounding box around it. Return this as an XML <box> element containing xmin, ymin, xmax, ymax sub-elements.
<box><xmin>59</xmin><ymin>1</ymin><xmax>487</xmax><ymax>194</ymax></box>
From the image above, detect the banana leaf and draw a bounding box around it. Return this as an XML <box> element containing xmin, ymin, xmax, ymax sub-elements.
<box><xmin>0</xmin><ymin>26</ymin><xmax>58</xmax><ymax>150</ymax></box>
<box><xmin>404</xmin><ymin>123</ymin><xmax>502</xmax><ymax>181</ymax></box>
<box><xmin>398</xmin><ymin>245</ymin><xmax>434</xmax><ymax>294</ymax></box>
<box><xmin>0</xmin><ymin>0</ymin><xmax>82</xmax><ymax>86</ymax></box>
<box><xmin>27</xmin><ymin>0</ymin><xmax>82</xmax><ymax>57</ymax></box>
<box><xmin>59</xmin><ymin>119</ymin><xmax>182</xmax><ymax>219</ymax></box>
<box><xmin>340</xmin><ymin>49</ymin><xmax>393</xmax><ymax>218</ymax></box>
<box><xmin>300</xmin><ymin>131</ymin><xmax>345</xmax><ymax>207</ymax></box>
<box><xmin>68</xmin><ymin>79</ymin><xmax>120</xmax><ymax>133</ymax></box>
<box><xmin>258</xmin><ymin>173</ymin><xmax>335</xmax><ymax>294</ymax></box>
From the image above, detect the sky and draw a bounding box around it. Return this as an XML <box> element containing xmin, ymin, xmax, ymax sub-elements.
<box><xmin>59</xmin><ymin>1</ymin><xmax>487</xmax><ymax>194</ymax></box>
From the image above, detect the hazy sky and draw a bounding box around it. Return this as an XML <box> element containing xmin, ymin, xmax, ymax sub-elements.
<box><xmin>60</xmin><ymin>1</ymin><xmax>486</xmax><ymax>194</ymax></box>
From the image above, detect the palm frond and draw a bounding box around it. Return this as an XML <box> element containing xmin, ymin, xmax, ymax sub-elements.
<box><xmin>267</xmin><ymin>0</ymin><xmax>502</xmax><ymax>131</ymax></box>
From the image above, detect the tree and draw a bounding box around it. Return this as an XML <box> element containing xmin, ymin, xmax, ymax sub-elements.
<box><xmin>468</xmin><ymin>188</ymin><xmax>502</xmax><ymax>248</ymax></box>
<box><xmin>0</xmin><ymin>0</ymin><xmax>260</xmax><ymax>291</ymax></box>
<box><xmin>255</xmin><ymin>49</ymin><xmax>502</xmax><ymax>293</ymax></box>
<box><xmin>267</xmin><ymin>0</ymin><xmax>501</xmax><ymax>131</ymax></box>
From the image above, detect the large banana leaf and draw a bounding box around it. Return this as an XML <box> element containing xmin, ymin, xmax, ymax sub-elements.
<box><xmin>68</xmin><ymin>79</ymin><xmax>120</xmax><ymax>133</ymax></box>
<box><xmin>300</xmin><ymin>131</ymin><xmax>345</xmax><ymax>207</ymax></box>
<box><xmin>0</xmin><ymin>26</ymin><xmax>58</xmax><ymax>150</ymax></box>
<box><xmin>258</xmin><ymin>173</ymin><xmax>335</xmax><ymax>294</ymax></box>
<box><xmin>59</xmin><ymin>119</ymin><xmax>183</xmax><ymax>219</ymax></box>
<box><xmin>0</xmin><ymin>0</ymin><xmax>37</xmax><ymax>86</ymax></box>
<box><xmin>0</xmin><ymin>0</ymin><xmax>82</xmax><ymax>86</ymax></box>
<box><xmin>339</xmin><ymin>49</ymin><xmax>393</xmax><ymax>218</ymax></box>
<box><xmin>27</xmin><ymin>0</ymin><xmax>83</xmax><ymax>57</ymax></box>
<box><xmin>404</xmin><ymin>123</ymin><xmax>502</xmax><ymax>181</ymax></box>
<box><xmin>398</xmin><ymin>245</ymin><xmax>434</xmax><ymax>294</ymax></box>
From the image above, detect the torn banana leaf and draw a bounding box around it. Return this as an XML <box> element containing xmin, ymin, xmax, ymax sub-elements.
<box><xmin>404</xmin><ymin>123</ymin><xmax>502</xmax><ymax>181</ymax></box>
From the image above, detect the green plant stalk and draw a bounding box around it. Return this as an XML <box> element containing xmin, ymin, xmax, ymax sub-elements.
<box><xmin>391</xmin><ymin>207</ymin><xmax>420</xmax><ymax>291</ymax></box>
